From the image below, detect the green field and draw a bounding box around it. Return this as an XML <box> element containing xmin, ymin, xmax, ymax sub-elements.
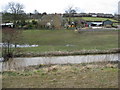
<box><xmin>17</xmin><ymin>30</ymin><xmax>118</xmax><ymax>54</ymax></box>
<box><xmin>81</xmin><ymin>17</ymin><xmax>118</xmax><ymax>22</ymax></box>
<box><xmin>28</xmin><ymin>17</ymin><xmax>118</xmax><ymax>23</ymax></box>
<box><xmin>2</xmin><ymin>62</ymin><xmax>118</xmax><ymax>88</ymax></box>
<box><xmin>65</xmin><ymin>17</ymin><xmax>118</xmax><ymax>22</ymax></box>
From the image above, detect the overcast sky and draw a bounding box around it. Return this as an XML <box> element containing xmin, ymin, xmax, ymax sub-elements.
<box><xmin>0</xmin><ymin>0</ymin><xmax>119</xmax><ymax>14</ymax></box>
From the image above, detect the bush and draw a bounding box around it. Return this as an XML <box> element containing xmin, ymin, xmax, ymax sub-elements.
<box><xmin>32</xmin><ymin>20</ymin><xmax>38</xmax><ymax>25</ymax></box>
<box><xmin>27</xmin><ymin>24</ymin><xmax>33</xmax><ymax>29</ymax></box>
<box><xmin>112</xmin><ymin>25</ymin><xmax>118</xmax><ymax>28</ymax></box>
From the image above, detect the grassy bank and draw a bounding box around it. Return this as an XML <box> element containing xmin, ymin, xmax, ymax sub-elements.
<box><xmin>15</xmin><ymin>48</ymin><xmax>120</xmax><ymax>57</ymax></box>
<box><xmin>2</xmin><ymin>62</ymin><xmax>118</xmax><ymax>88</ymax></box>
<box><xmin>15</xmin><ymin>30</ymin><xmax>118</xmax><ymax>55</ymax></box>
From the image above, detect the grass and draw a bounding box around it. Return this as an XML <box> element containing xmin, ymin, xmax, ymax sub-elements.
<box><xmin>16</xmin><ymin>30</ymin><xmax>118</xmax><ymax>54</ymax></box>
<box><xmin>81</xmin><ymin>17</ymin><xmax>118</xmax><ymax>22</ymax></box>
<box><xmin>2</xmin><ymin>62</ymin><xmax>118</xmax><ymax>88</ymax></box>
<box><xmin>65</xmin><ymin>17</ymin><xmax>118</xmax><ymax>22</ymax></box>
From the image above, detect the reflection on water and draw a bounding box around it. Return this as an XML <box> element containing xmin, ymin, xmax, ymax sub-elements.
<box><xmin>0</xmin><ymin>54</ymin><xmax>119</xmax><ymax>71</ymax></box>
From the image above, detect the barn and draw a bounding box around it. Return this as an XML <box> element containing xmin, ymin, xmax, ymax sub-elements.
<box><xmin>103</xmin><ymin>20</ymin><xmax>113</xmax><ymax>26</ymax></box>
<box><xmin>86</xmin><ymin>20</ymin><xmax>113</xmax><ymax>28</ymax></box>
<box><xmin>86</xmin><ymin>22</ymin><xmax>103</xmax><ymax>27</ymax></box>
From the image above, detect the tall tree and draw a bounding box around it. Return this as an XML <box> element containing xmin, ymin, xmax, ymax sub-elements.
<box><xmin>65</xmin><ymin>6</ymin><xmax>77</xmax><ymax>22</ymax></box>
<box><xmin>65</xmin><ymin>6</ymin><xmax>77</xmax><ymax>14</ymax></box>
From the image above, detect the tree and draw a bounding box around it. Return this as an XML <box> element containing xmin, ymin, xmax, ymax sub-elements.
<box><xmin>65</xmin><ymin>6</ymin><xmax>77</xmax><ymax>14</ymax></box>
<box><xmin>33</xmin><ymin>9</ymin><xmax>40</xmax><ymax>19</ymax></box>
<box><xmin>34</xmin><ymin>9</ymin><xmax>39</xmax><ymax>15</ymax></box>
<box><xmin>65</xmin><ymin>6</ymin><xmax>77</xmax><ymax>22</ymax></box>
<box><xmin>2</xmin><ymin>27</ymin><xmax>22</xmax><ymax>61</ymax></box>
<box><xmin>42</xmin><ymin>12</ymin><xmax>47</xmax><ymax>16</ymax></box>
<box><xmin>38</xmin><ymin>14</ymin><xmax>62</xmax><ymax>29</ymax></box>
<box><xmin>2</xmin><ymin>12</ymin><xmax>12</xmax><ymax>23</ymax></box>
<box><xmin>65</xmin><ymin>6</ymin><xmax>77</xmax><ymax>24</ymax></box>
<box><xmin>3</xmin><ymin>2</ymin><xmax>25</xmax><ymax>28</ymax></box>
<box><xmin>52</xmin><ymin>14</ymin><xmax>63</xmax><ymax>29</ymax></box>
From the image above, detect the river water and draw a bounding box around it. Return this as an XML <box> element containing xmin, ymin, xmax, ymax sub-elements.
<box><xmin>0</xmin><ymin>43</ymin><xmax>39</xmax><ymax>48</ymax></box>
<box><xmin>0</xmin><ymin>53</ymin><xmax>119</xmax><ymax>71</ymax></box>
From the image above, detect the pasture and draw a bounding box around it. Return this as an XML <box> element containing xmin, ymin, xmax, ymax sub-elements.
<box><xmin>65</xmin><ymin>17</ymin><xmax>118</xmax><ymax>22</ymax></box>
<box><xmin>17</xmin><ymin>29</ymin><xmax>118</xmax><ymax>54</ymax></box>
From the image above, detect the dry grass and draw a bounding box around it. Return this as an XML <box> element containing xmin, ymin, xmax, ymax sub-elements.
<box><xmin>2</xmin><ymin>62</ymin><xmax>118</xmax><ymax>88</ymax></box>
<box><xmin>15</xmin><ymin>48</ymin><xmax>120</xmax><ymax>57</ymax></box>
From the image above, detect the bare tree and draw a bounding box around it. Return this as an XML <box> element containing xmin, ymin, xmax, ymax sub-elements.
<box><xmin>38</xmin><ymin>14</ymin><xmax>62</xmax><ymax>29</ymax></box>
<box><xmin>65</xmin><ymin>6</ymin><xmax>77</xmax><ymax>22</ymax></box>
<box><xmin>2</xmin><ymin>27</ymin><xmax>22</xmax><ymax>61</ymax></box>
<box><xmin>8</xmin><ymin>2</ymin><xmax>24</xmax><ymax>14</ymax></box>
<box><xmin>52</xmin><ymin>14</ymin><xmax>63</xmax><ymax>29</ymax></box>
<box><xmin>4</xmin><ymin>2</ymin><xmax>25</xmax><ymax>28</ymax></box>
<box><xmin>65</xmin><ymin>6</ymin><xmax>77</xmax><ymax>14</ymax></box>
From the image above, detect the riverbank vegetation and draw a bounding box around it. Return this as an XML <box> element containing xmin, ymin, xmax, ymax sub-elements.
<box><xmin>2</xmin><ymin>61</ymin><xmax>118</xmax><ymax>88</ymax></box>
<box><xmin>14</xmin><ymin>29</ymin><xmax>119</xmax><ymax>56</ymax></box>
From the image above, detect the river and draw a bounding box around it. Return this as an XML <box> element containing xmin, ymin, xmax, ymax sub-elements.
<box><xmin>0</xmin><ymin>53</ymin><xmax>119</xmax><ymax>71</ymax></box>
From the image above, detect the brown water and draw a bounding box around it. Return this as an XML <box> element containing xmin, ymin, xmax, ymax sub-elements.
<box><xmin>0</xmin><ymin>54</ymin><xmax>119</xmax><ymax>71</ymax></box>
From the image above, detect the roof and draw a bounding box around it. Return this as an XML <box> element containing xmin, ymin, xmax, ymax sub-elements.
<box><xmin>103</xmin><ymin>20</ymin><xmax>112</xmax><ymax>22</ymax></box>
<box><xmin>0</xmin><ymin>23</ymin><xmax>13</xmax><ymax>26</ymax></box>
<box><xmin>103</xmin><ymin>20</ymin><xmax>113</xmax><ymax>25</ymax></box>
<box><xmin>91</xmin><ymin>22</ymin><xmax>103</xmax><ymax>25</ymax></box>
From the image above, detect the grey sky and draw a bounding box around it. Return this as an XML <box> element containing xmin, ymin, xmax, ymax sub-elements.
<box><xmin>0</xmin><ymin>0</ymin><xmax>119</xmax><ymax>14</ymax></box>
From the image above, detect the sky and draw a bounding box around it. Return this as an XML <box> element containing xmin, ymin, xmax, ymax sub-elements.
<box><xmin>0</xmin><ymin>0</ymin><xmax>119</xmax><ymax>14</ymax></box>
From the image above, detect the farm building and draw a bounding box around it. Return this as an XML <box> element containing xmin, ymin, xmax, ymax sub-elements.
<box><xmin>86</xmin><ymin>22</ymin><xmax>103</xmax><ymax>27</ymax></box>
<box><xmin>103</xmin><ymin>20</ymin><xmax>113</xmax><ymax>26</ymax></box>
<box><xmin>85</xmin><ymin>20</ymin><xmax>113</xmax><ymax>28</ymax></box>
<box><xmin>0</xmin><ymin>23</ymin><xmax>14</xmax><ymax>28</ymax></box>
